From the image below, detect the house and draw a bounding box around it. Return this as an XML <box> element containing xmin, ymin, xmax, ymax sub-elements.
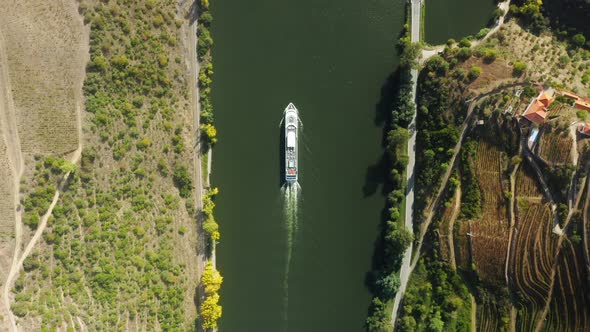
<box><xmin>562</xmin><ymin>91</ymin><xmax>580</xmax><ymax>100</ymax></box>
<box><xmin>522</xmin><ymin>90</ymin><xmax>554</xmax><ymax>125</ymax></box>
<box><xmin>523</xmin><ymin>100</ymin><xmax>549</xmax><ymax>124</ymax></box>
<box><xmin>575</xmin><ymin>99</ymin><xmax>590</xmax><ymax>111</ymax></box>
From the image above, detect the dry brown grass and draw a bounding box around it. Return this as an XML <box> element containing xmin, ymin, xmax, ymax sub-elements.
<box><xmin>463</xmin><ymin>57</ymin><xmax>514</xmax><ymax>92</ymax></box>
<box><xmin>0</xmin><ymin>0</ymin><xmax>88</xmax><ymax>155</ymax></box>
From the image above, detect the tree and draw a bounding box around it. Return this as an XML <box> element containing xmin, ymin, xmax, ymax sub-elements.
<box><xmin>572</xmin><ymin>33</ymin><xmax>586</xmax><ymax>48</ymax></box>
<box><xmin>203</xmin><ymin>217</ymin><xmax>220</xmax><ymax>241</ymax></box>
<box><xmin>492</xmin><ymin>8</ymin><xmax>505</xmax><ymax>20</ymax></box>
<box><xmin>111</xmin><ymin>55</ymin><xmax>129</xmax><ymax>69</ymax></box>
<box><xmin>59</xmin><ymin>160</ymin><xmax>77</xmax><ymax>174</ymax></box>
<box><xmin>202</xmin><ymin>262</ymin><xmax>223</xmax><ymax>294</ymax></box>
<box><xmin>200</xmin><ymin>12</ymin><xmax>213</xmax><ymax>26</ymax></box>
<box><xmin>383</xmin><ymin>221</ymin><xmax>413</xmax><ymax>271</ymax></box>
<box><xmin>200</xmin><ymin>123</ymin><xmax>218</xmax><ymax>145</ymax></box>
<box><xmin>376</xmin><ymin>272</ymin><xmax>400</xmax><ymax>299</ymax></box>
<box><xmin>457</xmin><ymin>47</ymin><xmax>472</xmax><ymax>61</ymax></box>
<box><xmin>459</xmin><ymin>37</ymin><xmax>471</xmax><ymax>48</ymax></box>
<box><xmin>400</xmin><ymin>42</ymin><xmax>422</xmax><ymax>69</ymax></box>
<box><xmin>483</xmin><ymin>49</ymin><xmax>498</xmax><ymax>62</ymax></box>
<box><xmin>398</xmin><ymin>316</ymin><xmax>417</xmax><ymax>331</ymax></box>
<box><xmin>89</xmin><ymin>55</ymin><xmax>108</xmax><ymax>72</ymax></box>
<box><xmin>200</xmin><ymin>293</ymin><xmax>222</xmax><ymax>329</ymax></box>
<box><xmin>476</xmin><ymin>28</ymin><xmax>490</xmax><ymax>39</ymax></box>
<box><xmin>173</xmin><ymin>164</ymin><xmax>192</xmax><ymax>198</ymax></box>
<box><xmin>469</xmin><ymin>66</ymin><xmax>482</xmax><ymax>80</ymax></box>
<box><xmin>366</xmin><ymin>297</ymin><xmax>389</xmax><ymax>332</ymax></box>
<box><xmin>513</xmin><ymin>61</ymin><xmax>527</xmax><ymax>76</ymax></box>
<box><xmin>428</xmin><ymin>310</ymin><xmax>444</xmax><ymax>332</ymax></box>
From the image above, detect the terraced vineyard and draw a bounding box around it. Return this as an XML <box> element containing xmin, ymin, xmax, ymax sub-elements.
<box><xmin>538</xmin><ymin>128</ymin><xmax>572</xmax><ymax>165</ymax></box>
<box><xmin>510</xmin><ymin>164</ymin><xmax>558</xmax><ymax>330</ymax></box>
<box><xmin>477</xmin><ymin>298</ymin><xmax>505</xmax><ymax>332</ymax></box>
<box><xmin>544</xmin><ymin>238</ymin><xmax>590</xmax><ymax>331</ymax></box>
<box><xmin>468</xmin><ymin>140</ymin><xmax>510</xmax><ymax>285</ymax></box>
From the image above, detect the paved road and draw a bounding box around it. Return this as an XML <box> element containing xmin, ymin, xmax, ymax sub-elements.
<box><xmin>390</xmin><ymin>0</ymin><xmax>421</xmax><ymax>327</ymax></box>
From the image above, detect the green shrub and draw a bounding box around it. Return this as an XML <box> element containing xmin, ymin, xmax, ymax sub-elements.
<box><xmin>513</xmin><ymin>61</ymin><xmax>527</xmax><ymax>76</ymax></box>
<box><xmin>469</xmin><ymin>66</ymin><xmax>482</xmax><ymax>80</ymax></box>
<box><xmin>476</xmin><ymin>28</ymin><xmax>491</xmax><ymax>39</ymax></box>
<box><xmin>483</xmin><ymin>49</ymin><xmax>498</xmax><ymax>62</ymax></box>
<box><xmin>459</xmin><ymin>37</ymin><xmax>471</xmax><ymax>48</ymax></box>
<box><xmin>572</xmin><ymin>33</ymin><xmax>586</xmax><ymax>48</ymax></box>
<box><xmin>173</xmin><ymin>164</ymin><xmax>192</xmax><ymax>198</ymax></box>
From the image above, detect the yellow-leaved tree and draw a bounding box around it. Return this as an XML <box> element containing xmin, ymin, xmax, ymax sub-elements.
<box><xmin>201</xmin><ymin>262</ymin><xmax>223</xmax><ymax>329</ymax></box>
<box><xmin>200</xmin><ymin>293</ymin><xmax>221</xmax><ymax>329</ymax></box>
<box><xmin>202</xmin><ymin>262</ymin><xmax>223</xmax><ymax>294</ymax></box>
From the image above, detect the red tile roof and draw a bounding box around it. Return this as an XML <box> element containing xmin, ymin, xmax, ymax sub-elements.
<box><xmin>538</xmin><ymin>93</ymin><xmax>553</xmax><ymax>107</ymax></box>
<box><xmin>523</xmin><ymin>100</ymin><xmax>548</xmax><ymax>125</ymax></box>
<box><xmin>562</xmin><ymin>92</ymin><xmax>579</xmax><ymax>100</ymax></box>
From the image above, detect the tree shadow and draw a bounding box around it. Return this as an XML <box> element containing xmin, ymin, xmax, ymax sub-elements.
<box><xmin>362</xmin><ymin>68</ymin><xmax>405</xmax><ymax>296</ymax></box>
<box><xmin>362</xmin><ymin>68</ymin><xmax>401</xmax><ymax>198</ymax></box>
<box><xmin>187</xmin><ymin>0</ymin><xmax>199</xmax><ymax>25</ymax></box>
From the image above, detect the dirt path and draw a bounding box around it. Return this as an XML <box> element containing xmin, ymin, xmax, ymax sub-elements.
<box><xmin>505</xmin><ymin>160</ymin><xmax>520</xmax><ymax>286</ymax></box>
<box><xmin>448</xmin><ymin>185</ymin><xmax>461</xmax><ymax>271</ymax></box>
<box><xmin>0</xmin><ymin>28</ymin><xmax>24</xmax><ymax>332</ymax></box>
<box><xmin>410</xmin><ymin>92</ymin><xmax>501</xmax><ymax>273</ymax></box>
<box><xmin>569</xmin><ymin>124</ymin><xmax>578</xmax><ymax>166</ymax></box>
<box><xmin>3</xmin><ymin>117</ymin><xmax>82</xmax><ymax>332</ymax></box>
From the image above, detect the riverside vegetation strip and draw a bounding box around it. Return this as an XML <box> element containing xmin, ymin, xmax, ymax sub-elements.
<box><xmin>8</xmin><ymin>0</ymin><xmax>223</xmax><ymax>330</ymax></box>
<box><xmin>365</xmin><ymin>20</ymin><xmax>417</xmax><ymax>331</ymax></box>
<box><xmin>195</xmin><ymin>0</ymin><xmax>223</xmax><ymax>329</ymax></box>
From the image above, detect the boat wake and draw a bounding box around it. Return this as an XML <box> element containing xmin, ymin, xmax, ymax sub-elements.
<box><xmin>281</xmin><ymin>181</ymin><xmax>300</xmax><ymax>328</ymax></box>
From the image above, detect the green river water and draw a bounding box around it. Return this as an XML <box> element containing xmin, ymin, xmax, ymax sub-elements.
<box><xmin>425</xmin><ymin>0</ymin><xmax>497</xmax><ymax>45</ymax></box>
<box><xmin>211</xmin><ymin>0</ymin><xmax>494</xmax><ymax>331</ymax></box>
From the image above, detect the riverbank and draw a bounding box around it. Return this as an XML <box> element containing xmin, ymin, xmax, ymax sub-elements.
<box><xmin>192</xmin><ymin>0</ymin><xmax>223</xmax><ymax>330</ymax></box>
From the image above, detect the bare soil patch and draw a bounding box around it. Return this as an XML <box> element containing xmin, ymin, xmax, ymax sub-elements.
<box><xmin>463</xmin><ymin>57</ymin><xmax>513</xmax><ymax>92</ymax></box>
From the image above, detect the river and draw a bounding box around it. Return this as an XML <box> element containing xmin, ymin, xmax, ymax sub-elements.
<box><xmin>211</xmin><ymin>0</ymin><xmax>495</xmax><ymax>331</ymax></box>
<box><xmin>424</xmin><ymin>0</ymin><xmax>497</xmax><ymax>45</ymax></box>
